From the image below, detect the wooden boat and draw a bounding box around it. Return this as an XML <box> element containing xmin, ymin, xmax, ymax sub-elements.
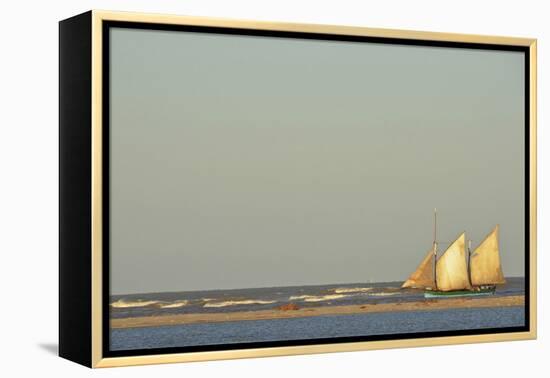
<box><xmin>402</xmin><ymin>209</ymin><xmax>505</xmax><ymax>298</ymax></box>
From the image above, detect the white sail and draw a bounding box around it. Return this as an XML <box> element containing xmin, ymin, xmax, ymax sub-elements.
<box><xmin>402</xmin><ymin>247</ymin><xmax>435</xmax><ymax>289</ymax></box>
<box><xmin>436</xmin><ymin>232</ymin><xmax>471</xmax><ymax>291</ymax></box>
<box><xmin>470</xmin><ymin>225</ymin><xmax>505</xmax><ymax>286</ymax></box>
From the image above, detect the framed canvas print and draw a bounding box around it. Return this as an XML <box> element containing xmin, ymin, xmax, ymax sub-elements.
<box><xmin>59</xmin><ymin>10</ymin><xmax>537</xmax><ymax>368</ymax></box>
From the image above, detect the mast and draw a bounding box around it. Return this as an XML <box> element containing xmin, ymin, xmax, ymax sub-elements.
<box><xmin>433</xmin><ymin>208</ymin><xmax>438</xmax><ymax>291</ymax></box>
<box><xmin>402</xmin><ymin>208</ymin><xmax>437</xmax><ymax>290</ymax></box>
<box><xmin>467</xmin><ymin>239</ymin><xmax>472</xmax><ymax>285</ymax></box>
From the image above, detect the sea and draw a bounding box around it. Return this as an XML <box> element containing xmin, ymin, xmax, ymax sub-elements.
<box><xmin>110</xmin><ymin>277</ymin><xmax>525</xmax><ymax>351</ymax></box>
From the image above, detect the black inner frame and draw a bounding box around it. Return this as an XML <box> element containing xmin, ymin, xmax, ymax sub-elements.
<box><xmin>102</xmin><ymin>20</ymin><xmax>531</xmax><ymax>358</ymax></box>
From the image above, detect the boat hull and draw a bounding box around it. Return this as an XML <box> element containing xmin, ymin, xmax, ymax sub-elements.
<box><xmin>424</xmin><ymin>287</ymin><xmax>495</xmax><ymax>298</ymax></box>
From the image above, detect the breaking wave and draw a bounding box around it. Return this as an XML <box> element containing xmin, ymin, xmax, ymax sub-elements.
<box><xmin>332</xmin><ymin>287</ymin><xmax>373</xmax><ymax>294</ymax></box>
<box><xmin>367</xmin><ymin>292</ymin><xmax>400</xmax><ymax>297</ymax></box>
<box><xmin>110</xmin><ymin>299</ymin><xmax>159</xmax><ymax>308</ymax></box>
<box><xmin>203</xmin><ymin>299</ymin><xmax>276</xmax><ymax>308</ymax></box>
<box><xmin>289</xmin><ymin>294</ymin><xmax>348</xmax><ymax>302</ymax></box>
<box><xmin>159</xmin><ymin>300</ymin><xmax>189</xmax><ymax>308</ymax></box>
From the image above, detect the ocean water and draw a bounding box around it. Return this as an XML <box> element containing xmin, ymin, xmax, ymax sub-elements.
<box><xmin>110</xmin><ymin>277</ymin><xmax>525</xmax><ymax>351</ymax></box>
<box><xmin>110</xmin><ymin>277</ymin><xmax>524</xmax><ymax>318</ymax></box>
<box><xmin>111</xmin><ymin>307</ymin><xmax>525</xmax><ymax>351</ymax></box>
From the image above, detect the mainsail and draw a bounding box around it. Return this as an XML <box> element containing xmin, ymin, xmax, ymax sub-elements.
<box><xmin>402</xmin><ymin>247</ymin><xmax>435</xmax><ymax>289</ymax></box>
<box><xmin>436</xmin><ymin>232</ymin><xmax>472</xmax><ymax>291</ymax></box>
<box><xmin>470</xmin><ymin>225</ymin><xmax>505</xmax><ymax>286</ymax></box>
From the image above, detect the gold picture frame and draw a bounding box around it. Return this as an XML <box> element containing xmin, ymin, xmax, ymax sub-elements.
<box><xmin>59</xmin><ymin>10</ymin><xmax>537</xmax><ymax>368</ymax></box>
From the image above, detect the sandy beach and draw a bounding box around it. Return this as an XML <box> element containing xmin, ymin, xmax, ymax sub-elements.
<box><xmin>111</xmin><ymin>295</ymin><xmax>524</xmax><ymax>329</ymax></box>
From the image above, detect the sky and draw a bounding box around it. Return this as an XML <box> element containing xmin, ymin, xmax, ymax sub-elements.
<box><xmin>109</xmin><ymin>27</ymin><xmax>525</xmax><ymax>295</ymax></box>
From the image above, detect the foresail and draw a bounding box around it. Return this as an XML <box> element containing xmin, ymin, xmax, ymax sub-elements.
<box><xmin>436</xmin><ymin>232</ymin><xmax>472</xmax><ymax>291</ymax></box>
<box><xmin>402</xmin><ymin>247</ymin><xmax>435</xmax><ymax>289</ymax></box>
<box><xmin>470</xmin><ymin>225</ymin><xmax>505</xmax><ymax>285</ymax></box>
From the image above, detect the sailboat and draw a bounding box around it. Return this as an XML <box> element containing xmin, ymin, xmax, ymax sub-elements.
<box><xmin>402</xmin><ymin>209</ymin><xmax>505</xmax><ymax>298</ymax></box>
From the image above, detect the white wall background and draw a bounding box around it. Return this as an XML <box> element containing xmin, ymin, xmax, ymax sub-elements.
<box><xmin>0</xmin><ymin>0</ymin><xmax>546</xmax><ymax>376</ymax></box>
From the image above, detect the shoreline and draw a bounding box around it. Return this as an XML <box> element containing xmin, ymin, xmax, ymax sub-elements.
<box><xmin>111</xmin><ymin>295</ymin><xmax>524</xmax><ymax>329</ymax></box>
